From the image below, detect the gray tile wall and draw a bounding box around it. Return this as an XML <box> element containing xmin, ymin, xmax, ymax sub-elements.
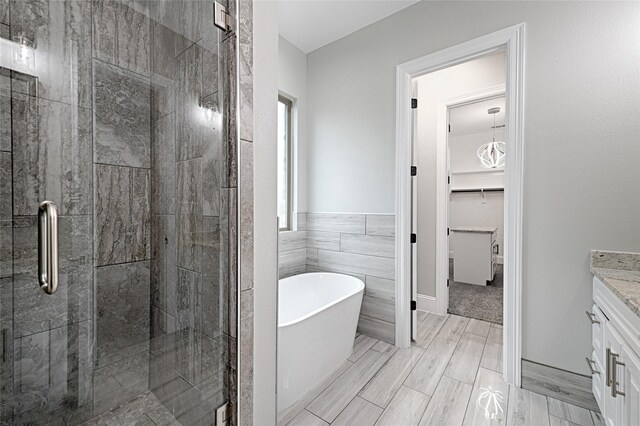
<box><xmin>278</xmin><ymin>213</ymin><xmax>308</xmax><ymax>279</ymax></box>
<box><xmin>91</xmin><ymin>0</ymin><xmax>154</xmax><ymax>419</ymax></box>
<box><xmin>0</xmin><ymin>1</ymin><xmax>95</xmax><ymax>422</ymax></box>
<box><xmin>238</xmin><ymin>1</ymin><xmax>254</xmax><ymax>424</ymax></box>
<box><xmin>146</xmin><ymin>0</ymin><xmax>235</xmax><ymax>423</ymax></box>
<box><xmin>278</xmin><ymin>213</ymin><xmax>396</xmax><ymax>344</ymax></box>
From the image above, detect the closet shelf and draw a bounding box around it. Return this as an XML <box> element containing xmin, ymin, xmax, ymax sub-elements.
<box><xmin>450</xmin><ymin>170</ymin><xmax>504</xmax><ymax>175</ymax></box>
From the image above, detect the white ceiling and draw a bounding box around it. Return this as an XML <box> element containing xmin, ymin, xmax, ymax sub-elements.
<box><xmin>277</xmin><ymin>0</ymin><xmax>420</xmax><ymax>53</ymax></box>
<box><xmin>449</xmin><ymin>97</ymin><xmax>506</xmax><ymax>137</ymax></box>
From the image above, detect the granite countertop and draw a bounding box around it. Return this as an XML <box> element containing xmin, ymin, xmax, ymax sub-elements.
<box><xmin>591</xmin><ymin>250</ymin><xmax>640</xmax><ymax>317</ymax></box>
<box><xmin>450</xmin><ymin>226</ymin><xmax>498</xmax><ymax>234</ymax></box>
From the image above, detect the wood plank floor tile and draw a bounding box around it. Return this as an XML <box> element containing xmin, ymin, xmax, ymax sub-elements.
<box><xmin>435</xmin><ymin>314</ymin><xmax>469</xmax><ymax>343</ymax></box>
<box><xmin>359</xmin><ymin>346</ymin><xmax>424</xmax><ymax>407</ymax></box>
<box><xmin>307</xmin><ymin>348</ymin><xmax>394</xmax><ymax>423</ymax></box>
<box><xmin>465</xmin><ymin>318</ymin><xmax>491</xmax><ymax>337</ymax></box>
<box><xmin>444</xmin><ymin>332</ymin><xmax>486</xmax><ymax>384</ymax></box>
<box><xmin>278</xmin><ymin>311</ymin><xmax>592</xmax><ymax>426</ymax></box>
<box><xmin>331</xmin><ymin>396</ymin><xmax>383</xmax><ymax>426</ymax></box>
<box><xmin>417</xmin><ymin>310</ymin><xmax>429</xmax><ymax>324</ymax></box>
<box><xmin>418</xmin><ymin>376</ymin><xmax>473</xmax><ymax>426</ymax></box>
<box><xmin>480</xmin><ymin>325</ymin><xmax>503</xmax><ymax>373</ymax></box>
<box><xmin>286</xmin><ymin>410</ymin><xmax>328</xmax><ymax>426</ymax></box>
<box><xmin>371</xmin><ymin>340</ymin><xmax>393</xmax><ymax>353</ymax></box>
<box><xmin>463</xmin><ymin>367</ymin><xmax>510</xmax><ymax>426</ymax></box>
<box><xmin>414</xmin><ymin>313</ymin><xmax>447</xmax><ymax>348</ymax></box>
<box><xmin>277</xmin><ymin>360</ymin><xmax>353</xmax><ymax>426</ymax></box>
<box><xmin>507</xmin><ymin>385</ymin><xmax>550</xmax><ymax>426</ymax></box>
<box><xmin>348</xmin><ymin>334</ymin><xmax>378</xmax><ymax>362</ymax></box>
<box><xmin>404</xmin><ymin>336</ymin><xmax>458</xmax><ymax>396</ymax></box>
<box><xmin>375</xmin><ymin>386</ymin><xmax>430</xmax><ymax>426</ymax></box>
<box><xmin>547</xmin><ymin>397</ymin><xmax>594</xmax><ymax>426</ymax></box>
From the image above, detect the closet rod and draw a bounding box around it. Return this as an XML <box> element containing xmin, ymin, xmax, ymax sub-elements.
<box><xmin>450</xmin><ymin>188</ymin><xmax>504</xmax><ymax>193</ymax></box>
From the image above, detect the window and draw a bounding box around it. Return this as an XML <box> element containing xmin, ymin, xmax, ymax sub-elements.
<box><xmin>277</xmin><ymin>95</ymin><xmax>293</xmax><ymax>230</ymax></box>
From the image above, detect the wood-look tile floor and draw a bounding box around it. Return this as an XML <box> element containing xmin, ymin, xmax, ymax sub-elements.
<box><xmin>279</xmin><ymin>313</ymin><xmax>603</xmax><ymax>426</ymax></box>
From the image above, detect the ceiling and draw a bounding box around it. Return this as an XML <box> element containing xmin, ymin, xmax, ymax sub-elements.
<box><xmin>277</xmin><ymin>0</ymin><xmax>420</xmax><ymax>53</ymax></box>
<box><xmin>449</xmin><ymin>97</ymin><xmax>506</xmax><ymax>137</ymax></box>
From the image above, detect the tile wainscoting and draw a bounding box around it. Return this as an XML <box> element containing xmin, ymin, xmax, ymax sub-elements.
<box><xmin>278</xmin><ymin>213</ymin><xmax>396</xmax><ymax>344</ymax></box>
<box><xmin>278</xmin><ymin>213</ymin><xmax>308</xmax><ymax>278</ymax></box>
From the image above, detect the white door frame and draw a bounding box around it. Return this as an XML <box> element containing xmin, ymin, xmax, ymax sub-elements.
<box><xmin>435</xmin><ymin>85</ymin><xmax>506</xmax><ymax>315</ymax></box>
<box><xmin>394</xmin><ymin>23</ymin><xmax>525</xmax><ymax>387</ymax></box>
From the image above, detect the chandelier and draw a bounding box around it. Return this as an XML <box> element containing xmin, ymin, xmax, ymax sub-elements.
<box><xmin>477</xmin><ymin>107</ymin><xmax>505</xmax><ymax>169</ymax></box>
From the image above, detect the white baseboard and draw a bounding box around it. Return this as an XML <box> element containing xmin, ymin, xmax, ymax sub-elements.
<box><xmin>417</xmin><ymin>294</ymin><xmax>437</xmax><ymax>313</ymax></box>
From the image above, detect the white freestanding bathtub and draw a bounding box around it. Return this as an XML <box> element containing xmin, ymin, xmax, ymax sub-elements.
<box><xmin>277</xmin><ymin>273</ymin><xmax>365</xmax><ymax>411</ymax></box>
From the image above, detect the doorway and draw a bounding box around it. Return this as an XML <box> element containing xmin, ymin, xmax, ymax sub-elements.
<box><xmin>446</xmin><ymin>95</ymin><xmax>506</xmax><ymax>324</ymax></box>
<box><xmin>395</xmin><ymin>24</ymin><xmax>525</xmax><ymax>386</ymax></box>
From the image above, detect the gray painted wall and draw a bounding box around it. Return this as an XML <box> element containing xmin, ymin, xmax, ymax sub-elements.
<box><xmin>306</xmin><ymin>1</ymin><xmax>640</xmax><ymax>375</ymax></box>
<box><xmin>253</xmin><ymin>1</ymin><xmax>279</xmax><ymax>423</ymax></box>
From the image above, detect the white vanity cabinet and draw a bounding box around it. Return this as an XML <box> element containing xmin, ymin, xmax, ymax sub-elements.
<box><xmin>591</xmin><ymin>277</ymin><xmax>640</xmax><ymax>426</ymax></box>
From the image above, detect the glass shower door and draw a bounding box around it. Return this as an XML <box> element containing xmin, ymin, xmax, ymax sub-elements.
<box><xmin>0</xmin><ymin>0</ymin><xmax>236</xmax><ymax>424</ymax></box>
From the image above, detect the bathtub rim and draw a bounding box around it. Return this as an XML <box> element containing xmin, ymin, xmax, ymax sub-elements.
<box><xmin>278</xmin><ymin>272</ymin><xmax>365</xmax><ymax>328</ymax></box>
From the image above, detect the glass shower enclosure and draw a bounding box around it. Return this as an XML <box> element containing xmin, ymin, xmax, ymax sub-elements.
<box><xmin>0</xmin><ymin>0</ymin><xmax>238</xmax><ymax>423</ymax></box>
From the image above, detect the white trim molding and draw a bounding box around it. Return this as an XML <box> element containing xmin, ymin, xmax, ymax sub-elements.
<box><xmin>394</xmin><ymin>23</ymin><xmax>525</xmax><ymax>388</ymax></box>
<box><xmin>416</xmin><ymin>294</ymin><xmax>437</xmax><ymax>313</ymax></box>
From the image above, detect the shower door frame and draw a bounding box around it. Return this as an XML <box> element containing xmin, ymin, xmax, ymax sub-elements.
<box><xmin>394</xmin><ymin>23</ymin><xmax>525</xmax><ymax>388</ymax></box>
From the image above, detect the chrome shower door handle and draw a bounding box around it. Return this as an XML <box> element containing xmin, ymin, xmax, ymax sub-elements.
<box><xmin>38</xmin><ymin>201</ymin><xmax>59</xmax><ymax>294</ymax></box>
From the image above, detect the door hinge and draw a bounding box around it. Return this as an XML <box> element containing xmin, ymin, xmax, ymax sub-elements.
<box><xmin>214</xmin><ymin>1</ymin><xmax>234</xmax><ymax>32</ymax></box>
<box><xmin>447</xmin><ymin>176</ymin><xmax>450</xmax><ymax>185</ymax></box>
<box><xmin>447</xmin><ymin>279</ymin><xmax>450</xmax><ymax>287</ymax></box>
<box><xmin>410</xmin><ymin>233</ymin><xmax>417</xmax><ymax>243</ymax></box>
<box><xmin>448</xmin><ymin>124</ymin><xmax>451</xmax><ymax>132</ymax></box>
<box><xmin>411</xmin><ymin>166</ymin><xmax>417</xmax><ymax>176</ymax></box>
<box><xmin>411</xmin><ymin>98</ymin><xmax>418</xmax><ymax>109</ymax></box>
<box><xmin>411</xmin><ymin>300</ymin><xmax>417</xmax><ymax>311</ymax></box>
<box><xmin>216</xmin><ymin>402</ymin><xmax>231</xmax><ymax>426</ymax></box>
<box><xmin>447</xmin><ymin>228</ymin><xmax>450</xmax><ymax>236</ymax></box>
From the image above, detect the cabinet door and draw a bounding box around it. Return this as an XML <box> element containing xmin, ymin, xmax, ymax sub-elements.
<box><xmin>620</xmin><ymin>345</ymin><xmax>640</xmax><ymax>426</ymax></box>
<box><xmin>593</xmin><ymin>305</ymin><xmax>606</xmax><ymax>367</ymax></box>
<box><xmin>604</xmin><ymin>322</ymin><xmax>625</xmax><ymax>426</ymax></box>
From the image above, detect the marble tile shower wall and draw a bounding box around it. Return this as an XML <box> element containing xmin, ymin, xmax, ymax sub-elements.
<box><xmin>238</xmin><ymin>0</ymin><xmax>255</xmax><ymax>424</ymax></box>
<box><xmin>278</xmin><ymin>213</ymin><xmax>396</xmax><ymax>344</ymax></box>
<box><xmin>0</xmin><ymin>0</ymin><xmax>95</xmax><ymax>423</ymax></box>
<box><xmin>0</xmin><ymin>0</ymin><xmax>246</xmax><ymax>424</ymax></box>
